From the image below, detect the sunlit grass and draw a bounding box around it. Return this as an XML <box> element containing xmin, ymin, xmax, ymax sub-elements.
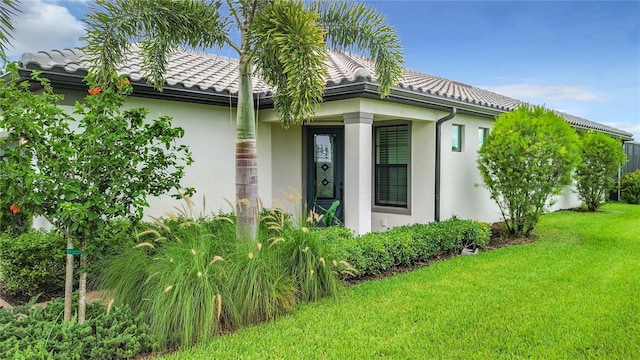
<box><xmin>163</xmin><ymin>203</ymin><xmax>640</xmax><ymax>359</ymax></box>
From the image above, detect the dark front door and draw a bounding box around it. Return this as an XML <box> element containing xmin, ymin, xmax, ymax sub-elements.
<box><xmin>305</xmin><ymin>126</ymin><xmax>344</xmax><ymax>224</ymax></box>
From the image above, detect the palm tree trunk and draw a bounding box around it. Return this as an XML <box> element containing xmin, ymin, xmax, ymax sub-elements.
<box><xmin>235</xmin><ymin>58</ymin><xmax>258</xmax><ymax>242</ymax></box>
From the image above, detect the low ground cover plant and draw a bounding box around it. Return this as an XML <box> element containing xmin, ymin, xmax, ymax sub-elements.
<box><xmin>0</xmin><ymin>297</ymin><xmax>156</xmax><ymax>359</ymax></box>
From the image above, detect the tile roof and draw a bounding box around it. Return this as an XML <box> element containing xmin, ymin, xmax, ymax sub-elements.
<box><xmin>18</xmin><ymin>44</ymin><xmax>633</xmax><ymax>139</ymax></box>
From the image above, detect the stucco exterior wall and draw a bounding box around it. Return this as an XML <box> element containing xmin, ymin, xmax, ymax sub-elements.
<box><xmin>270</xmin><ymin>124</ymin><xmax>303</xmax><ymax>209</ymax></box>
<box><xmin>439</xmin><ymin>114</ymin><xmax>500</xmax><ymax>223</ymax></box>
<box><xmin>48</xmin><ymin>90</ymin><xmax>581</xmax><ymax>230</ymax></box>
<box><xmin>58</xmin><ymin>91</ymin><xmax>273</xmax><ymax>220</ymax></box>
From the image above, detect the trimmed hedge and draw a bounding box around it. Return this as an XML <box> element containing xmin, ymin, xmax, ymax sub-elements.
<box><xmin>319</xmin><ymin>217</ymin><xmax>491</xmax><ymax>278</ymax></box>
<box><xmin>0</xmin><ymin>222</ymin><xmax>136</xmax><ymax>299</ymax></box>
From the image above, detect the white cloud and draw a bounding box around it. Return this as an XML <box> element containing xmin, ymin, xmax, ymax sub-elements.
<box><xmin>482</xmin><ymin>83</ymin><xmax>603</xmax><ymax>102</ymax></box>
<box><xmin>7</xmin><ymin>0</ymin><xmax>85</xmax><ymax>57</ymax></box>
<box><xmin>601</xmin><ymin>120</ymin><xmax>640</xmax><ymax>141</ymax></box>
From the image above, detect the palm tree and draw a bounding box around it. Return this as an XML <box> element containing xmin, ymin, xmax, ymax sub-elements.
<box><xmin>83</xmin><ymin>0</ymin><xmax>403</xmax><ymax>241</ymax></box>
<box><xmin>0</xmin><ymin>0</ymin><xmax>20</xmax><ymax>61</ymax></box>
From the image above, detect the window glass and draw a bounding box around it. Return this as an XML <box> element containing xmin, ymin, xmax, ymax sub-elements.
<box><xmin>452</xmin><ymin>124</ymin><xmax>463</xmax><ymax>152</ymax></box>
<box><xmin>478</xmin><ymin>127</ymin><xmax>489</xmax><ymax>147</ymax></box>
<box><xmin>375</xmin><ymin>125</ymin><xmax>408</xmax><ymax>207</ymax></box>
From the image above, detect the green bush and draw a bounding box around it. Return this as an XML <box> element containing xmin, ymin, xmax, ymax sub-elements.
<box><xmin>318</xmin><ymin>217</ymin><xmax>490</xmax><ymax>278</ymax></box>
<box><xmin>574</xmin><ymin>131</ymin><xmax>627</xmax><ymax>211</ymax></box>
<box><xmin>226</xmin><ymin>241</ymin><xmax>297</xmax><ymax>328</ymax></box>
<box><xmin>477</xmin><ymin>105</ymin><xmax>580</xmax><ymax>237</ymax></box>
<box><xmin>96</xmin><ymin>210</ymin><xmax>346</xmax><ymax>350</ymax></box>
<box><xmin>0</xmin><ymin>222</ymin><xmax>136</xmax><ymax>299</ymax></box>
<box><xmin>621</xmin><ymin>170</ymin><xmax>640</xmax><ymax>204</ymax></box>
<box><xmin>0</xmin><ymin>230</ymin><xmax>66</xmax><ymax>297</ymax></box>
<box><xmin>0</xmin><ymin>297</ymin><xmax>156</xmax><ymax>359</ymax></box>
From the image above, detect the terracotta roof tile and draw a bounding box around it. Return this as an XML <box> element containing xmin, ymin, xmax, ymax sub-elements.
<box><xmin>18</xmin><ymin>45</ymin><xmax>633</xmax><ymax>138</ymax></box>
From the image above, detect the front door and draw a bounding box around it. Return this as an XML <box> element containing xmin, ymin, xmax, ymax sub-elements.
<box><xmin>305</xmin><ymin>127</ymin><xmax>344</xmax><ymax>224</ymax></box>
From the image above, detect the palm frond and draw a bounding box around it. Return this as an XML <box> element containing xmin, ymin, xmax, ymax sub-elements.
<box><xmin>82</xmin><ymin>0</ymin><xmax>230</xmax><ymax>89</ymax></box>
<box><xmin>311</xmin><ymin>0</ymin><xmax>404</xmax><ymax>97</ymax></box>
<box><xmin>0</xmin><ymin>0</ymin><xmax>20</xmax><ymax>60</ymax></box>
<box><xmin>250</xmin><ymin>0</ymin><xmax>327</xmax><ymax>127</ymax></box>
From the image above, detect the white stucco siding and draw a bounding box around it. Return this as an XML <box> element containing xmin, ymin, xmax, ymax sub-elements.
<box><xmin>439</xmin><ymin>114</ymin><xmax>501</xmax><ymax>223</ymax></box>
<box><xmin>270</xmin><ymin>124</ymin><xmax>303</xmax><ymax>208</ymax></box>
<box><xmin>57</xmin><ymin>91</ymin><xmax>273</xmax><ymax>219</ymax></box>
<box><xmin>132</xmin><ymin>97</ymin><xmax>273</xmax><ymax>218</ymax></box>
<box><xmin>549</xmin><ymin>182</ymin><xmax>581</xmax><ymax>211</ymax></box>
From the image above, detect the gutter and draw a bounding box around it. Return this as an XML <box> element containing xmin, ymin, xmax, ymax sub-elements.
<box><xmin>434</xmin><ymin>107</ymin><xmax>457</xmax><ymax>222</ymax></box>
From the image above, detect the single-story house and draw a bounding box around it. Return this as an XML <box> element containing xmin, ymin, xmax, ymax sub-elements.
<box><xmin>17</xmin><ymin>45</ymin><xmax>634</xmax><ymax>234</ymax></box>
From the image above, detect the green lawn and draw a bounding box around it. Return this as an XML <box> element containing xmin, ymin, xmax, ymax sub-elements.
<box><xmin>164</xmin><ymin>203</ymin><xmax>640</xmax><ymax>359</ymax></box>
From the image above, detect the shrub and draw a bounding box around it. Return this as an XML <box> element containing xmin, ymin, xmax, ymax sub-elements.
<box><xmin>621</xmin><ymin>170</ymin><xmax>640</xmax><ymax>204</ymax></box>
<box><xmin>317</xmin><ymin>217</ymin><xmax>490</xmax><ymax>278</ymax></box>
<box><xmin>574</xmin><ymin>131</ymin><xmax>627</xmax><ymax>211</ymax></box>
<box><xmin>0</xmin><ymin>230</ymin><xmax>66</xmax><ymax>298</ymax></box>
<box><xmin>0</xmin><ymin>223</ymin><xmax>136</xmax><ymax>299</ymax></box>
<box><xmin>0</xmin><ymin>297</ymin><xmax>156</xmax><ymax>359</ymax></box>
<box><xmin>477</xmin><ymin>105</ymin><xmax>580</xmax><ymax>237</ymax></box>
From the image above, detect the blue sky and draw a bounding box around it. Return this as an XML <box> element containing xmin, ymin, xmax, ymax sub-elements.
<box><xmin>8</xmin><ymin>0</ymin><xmax>640</xmax><ymax>140</ymax></box>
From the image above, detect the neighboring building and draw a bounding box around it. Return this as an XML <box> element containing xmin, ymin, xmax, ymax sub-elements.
<box><xmin>17</xmin><ymin>46</ymin><xmax>634</xmax><ymax>234</ymax></box>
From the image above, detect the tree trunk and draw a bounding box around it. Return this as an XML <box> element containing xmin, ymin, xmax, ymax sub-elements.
<box><xmin>63</xmin><ymin>235</ymin><xmax>74</xmax><ymax>322</ymax></box>
<box><xmin>235</xmin><ymin>59</ymin><xmax>258</xmax><ymax>242</ymax></box>
<box><xmin>78</xmin><ymin>239</ymin><xmax>87</xmax><ymax>324</ymax></box>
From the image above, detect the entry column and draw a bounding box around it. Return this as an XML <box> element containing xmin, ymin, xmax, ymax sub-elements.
<box><xmin>343</xmin><ymin>112</ymin><xmax>373</xmax><ymax>235</ymax></box>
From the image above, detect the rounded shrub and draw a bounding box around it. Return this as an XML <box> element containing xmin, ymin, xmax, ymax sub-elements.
<box><xmin>621</xmin><ymin>169</ymin><xmax>640</xmax><ymax>204</ymax></box>
<box><xmin>574</xmin><ymin>131</ymin><xmax>627</xmax><ymax>211</ymax></box>
<box><xmin>0</xmin><ymin>230</ymin><xmax>66</xmax><ymax>298</ymax></box>
<box><xmin>477</xmin><ymin>105</ymin><xmax>580</xmax><ymax>237</ymax></box>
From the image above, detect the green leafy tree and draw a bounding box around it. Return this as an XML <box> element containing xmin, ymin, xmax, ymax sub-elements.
<box><xmin>0</xmin><ymin>64</ymin><xmax>193</xmax><ymax>323</ymax></box>
<box><xmin>477</xmin><ymin>105</ymin><xmax>580</xmax><ymax>237</ymax></box>
<box><xmin>574</xmin><ymin>131</ymin><xmax>627</xmax><ymax>211</ymax></box>
<box><xmin>82</xmin><ymin>0</ymin><xmax>404</xmax><ymax>241</ymax></box>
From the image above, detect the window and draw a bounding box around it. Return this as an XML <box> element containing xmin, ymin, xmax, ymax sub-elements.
<box><xmin>374</xmin><ymin>124</ymin><xmax>408</xmax><ymax>208</ymax></box>
<box><xmin>478</xmin><ymin>127</ymin><xmax>489</xmax><ymax>147</ymax></box>
<box><xmin>452</xmin><ymin>124</ymin><xmax>463</xmax><ymax>152</ymax></box>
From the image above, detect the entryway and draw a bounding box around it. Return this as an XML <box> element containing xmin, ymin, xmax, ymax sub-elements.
<box><xmin>304</xmin><ymin>126</ymin><xmax>344</xmax><ymax>224</ymax></box>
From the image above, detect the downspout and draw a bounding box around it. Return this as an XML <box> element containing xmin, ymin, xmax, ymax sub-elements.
<box><xmin>434</xmin><ymin>107</ymin><xmax>457</xmax><ymax>222</ymax></box>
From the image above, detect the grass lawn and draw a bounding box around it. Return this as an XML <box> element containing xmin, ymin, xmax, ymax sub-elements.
<box><xmin>164</xmin><ymin>203</ymin><xmax>640</xmax><ymax>359</ymax></box>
